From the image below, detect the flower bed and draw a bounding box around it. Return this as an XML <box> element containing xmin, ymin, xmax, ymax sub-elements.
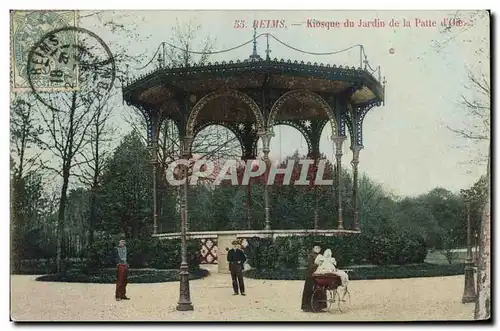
<box><xmin>35</xmin><ymin>267</ymin><xmax>209</xmax><ymax>284</ymax></box>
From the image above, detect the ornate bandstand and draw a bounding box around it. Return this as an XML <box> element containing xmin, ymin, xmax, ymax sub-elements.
<box><xmin>122</xmin><ymin>32</ymin><xmax>385</xmax><ymax>310</ymax></box>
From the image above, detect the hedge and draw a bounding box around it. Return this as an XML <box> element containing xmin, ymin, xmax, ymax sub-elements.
<box><xmin>244</xmin><ymin>263</ymin><xmax>465</xmax><ymax>281</ymax></box>
<box><xmin>36</xmin><ymin>267</ymin><xmax>209</xmax><ymax>283</ymax></box>
<box><xmin>245</xmin><ymin>231</ymin><xmax>427</xmax><ymax>270</ymax></box>
<box><xmin>12</xmin><ymin>259</ymin><xmax>86</xmax><ymax>275</ymax></box>
<box><xmin>82</xmin><ymin>237</ymin><xmax>201</xmax><ymax>271</ymax></box>
<box><xmin>13</xmin><ymin>238</ymin><xmax>201</xmax><ymax>275</ymax></box>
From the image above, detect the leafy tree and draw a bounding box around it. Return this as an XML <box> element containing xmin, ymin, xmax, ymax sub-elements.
<box><xmin>99</xmin><ymin>133</ymin><xmax>153</xmax><ymax>239</ymax></box>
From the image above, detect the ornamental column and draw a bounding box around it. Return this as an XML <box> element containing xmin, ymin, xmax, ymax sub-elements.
<box><xmin>177</xmin><ymin>135</ymin><xmax>194</xmax><ymax>312</ymax></box>
<box><xmin>332</xmin><ymin>136</ymin><xmax>346</xmax><ymax>230</ymax></box>
<box><xmin>150</xmin><ymin>118</ymin><xmax>160</xmax><ymax>235</ymax></box>
<box><xmin>351</xmin><ymin>145</ymin><xmax>362</xmax><ymax>231</ymax></box>
<box><xmin>310</xmin><ymin>151</ymin><xmax>320</xmax><ymax>230</ymax></box>
<box><xmin>258</xmin><ymin>130</ymin><xmax>274</xmax><ymax>230</ymax></box>
<box><xmin>242</xmin><ymin>152</ymin><xmax>256</xmax><ymax>230</ymax></box>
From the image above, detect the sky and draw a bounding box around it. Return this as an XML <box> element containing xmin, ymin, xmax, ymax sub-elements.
<box><xmin>14</xmin><ymin>10</ymin><xmax>491</xmax><ymax>197</ymax></box>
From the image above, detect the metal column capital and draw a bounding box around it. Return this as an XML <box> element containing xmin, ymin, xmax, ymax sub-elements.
<box><xmin>181</xmin><ymin>135</ymin><xmax>194</xmax><ymax>158</ymax></box>
<box><xmin>258</xmin><ymin>130</ymin><xmax>274</xmax><ymax>154</ymax></box>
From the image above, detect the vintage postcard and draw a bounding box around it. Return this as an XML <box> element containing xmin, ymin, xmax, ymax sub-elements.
<box><xmin>9</xmin><ymin>9</ymin><xmax>491</xmax><ymax>322</ymax></box>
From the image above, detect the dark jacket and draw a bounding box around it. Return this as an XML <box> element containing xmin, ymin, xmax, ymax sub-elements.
<box><xmin>116</xmin><ymin>246</ymin><xmax>127</xmax><ymax>265</ymax></box>
<box><xmin>227</xmin><ymin>248</ymin><xmax>246</xmax><ymax>272</ymax></box>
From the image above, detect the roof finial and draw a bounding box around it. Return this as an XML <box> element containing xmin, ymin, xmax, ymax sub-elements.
<box><xmin>252</xmin><ymin>27</ymin><xmax>258</xmax><ymax>57</ymax></box>
<box><xmin>265</xmin><ymin>33</ymin><xmax>271</xmax><ymax>61</ymax></box>
<box><xmin>248</xmin><ymin>27</ymin><xmax>262</xmax><ymax>61</ymax></box>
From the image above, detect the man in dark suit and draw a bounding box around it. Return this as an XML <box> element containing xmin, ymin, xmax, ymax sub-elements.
<box><xmin>227</xmin><ymin>240</ymin><xmax>247</xmax><ymax>296</ymax></box>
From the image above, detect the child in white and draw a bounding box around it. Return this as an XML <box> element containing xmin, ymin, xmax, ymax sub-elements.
<box><xmin>314</xmin><ymin>249</ymin><xmax>350</xmax><ymax>289</ymax></box>
<box><xmin>313</xmin><ymin>249</ymin><xmax>336</xmax><ymax>274</ymax></box>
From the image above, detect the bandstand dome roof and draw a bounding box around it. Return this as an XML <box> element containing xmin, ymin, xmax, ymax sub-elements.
<box><xmin>122</xmin><ymin>57</ymin><xmax>384</xmax><ymax>125</ymax></box>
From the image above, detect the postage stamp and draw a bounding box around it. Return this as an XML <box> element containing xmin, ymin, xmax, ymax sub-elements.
<box><xmin>26</xmin><ymin>26</ymin><xmax>116</xmax><ymax>112</ymax></box>
<box><xmin>8</xmin><ymin>9</ymin><xmax>491</xmax><ymax>323</ymax></box>
<box><xmin>10</xmin><ymin>10</ymin><xmax>79</xmax><ymax>92</ymax></box>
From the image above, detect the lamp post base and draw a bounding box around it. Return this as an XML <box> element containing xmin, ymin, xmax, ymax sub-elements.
<box><xmin>462</xmin><ymin>262</ymin><xmax>476</xmax><ymax>304</ymax></box>
<box><xmin>176</xmin><ymin>266</ymin><xmax>194</xmax><ymax>311</ymax></box>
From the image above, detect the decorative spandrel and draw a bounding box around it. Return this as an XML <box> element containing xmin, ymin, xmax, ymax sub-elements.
<box><xmin>341</xmin><ymin>110</ymin><xmax>354</xmax><ymax>148</ymax></box>
<box><xmin>196</xmin><ymin>104</ymin><xmax>255</xmax><ymax>123</ymax></box>
<box><xmin>275</xmin><ymin>119</ymin><xmax>313</xmax><ymax>154</ymax></box>
<box><xmin>353</xmin><ymin>100</ymin><xmax>381</xmax><ymax>147</ymax></box>
<box><xmin>268</xmin><ymin>89</ymin><xmax>337</xmax><ymax>137</ymax></box>
<box><xmin>186</xmin><ymin>90</ymin><xmax>265</xmax><ymax>138</ymax></box>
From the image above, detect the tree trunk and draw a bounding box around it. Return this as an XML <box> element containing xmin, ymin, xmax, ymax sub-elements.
<box><xmin>87</xmin><ymin>187</ymin><xmax>97</xmax><ymax>247</ymax></box>
<box><xmin>56</xmin><ymin>166</ymin><xmax>70</xmax><ymax>272</ymax></box>
<box><xmin>474</xmin><ymin>150</ymin><xmax>491</xmax><ymax>320</ymax></box>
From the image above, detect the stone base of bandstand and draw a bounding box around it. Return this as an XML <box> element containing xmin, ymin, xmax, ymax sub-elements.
<box><xmin>153</xmin><ymin>229</ymin><xmax>361</xmax><ymax>272</ymax></box>
<box><xmin>216</xmin><ymin>234</ymin><xmax>238</xmax><ymax>274</ymax></box>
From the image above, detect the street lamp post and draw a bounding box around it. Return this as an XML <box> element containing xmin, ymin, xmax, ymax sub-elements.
<box><xmin>462</xmin><ymin>201</ymin><xmax>476</xmax><ymax>303</ymax></box>
<box><xmin>177</xmin><ymin>136</ymin><xmax>194</xmax><ymax>311</ymax></box>
<box><xmin>474</xmin><ymin>232</ymin><xmax>479</xmax><ymax>265</ymax></box>
<box><xmin>258</xmin><ymin>131</ymin><xmax>274</xmax><ymax>231</ymax></box>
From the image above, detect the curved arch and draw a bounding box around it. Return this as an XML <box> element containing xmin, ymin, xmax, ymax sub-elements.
<box><xmin>193</xmin><ymin>121</ymin><xmax>246</xmax><ymax>156</ymax></box>
<box><xmin>267</xmin><ymin>89</ymin><xmax>338</xmax><ymax>136</ymax></box>
<box><xmin>273</xmin><ymin>121</ymin><xmax>313</xmax><ymax>156</ymax></box>
<box><xmin>186</xmin><ymin>90</ymin><xmax>266</xmax><ymax>140</ymax></box>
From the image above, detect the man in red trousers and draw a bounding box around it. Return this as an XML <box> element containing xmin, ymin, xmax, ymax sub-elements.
<box><xmin>115</xmin><ymin>238</ymin><xmax>130</xmax><ymax>301</ymax></box>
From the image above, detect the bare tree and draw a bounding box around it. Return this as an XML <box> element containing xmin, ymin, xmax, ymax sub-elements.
<box><xmin>447</xmin><ymin>68</ymin><xmax>490</xmax><ymax>165</ymax></box>
<box><xmin>36</xmin><ymin>93</ymin><xmax>103</xmax><ymax>271</ymax></box>
<box><xmin>10</xmin><ymin>95</ymin><xmax>44</xmax><ymax>183</ymax></box>
<box><xmin>432</xmin><ymin>10</ymin><xmax>490</xmax><ymax>319</ymax></box>
<box><xmin>76</xmin><ymin>97</ymin><xmax>117</xmax><ymax>246</ymax></box>
<box><xmin>123</xmin><ymin>19</ymin><xmax>241</xmax><ymax>203</ymax></box>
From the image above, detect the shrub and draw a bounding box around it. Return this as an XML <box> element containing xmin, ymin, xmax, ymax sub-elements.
<box><xmin>244</xmin><ymin>263</ymin><xmax>465</xmax><ymax>281</ymax></box>
<box><xmin>12</xmin><ymin>259</ymin><xmax>87</xmax><ymax>275</ymax></box>
<box><xmin>82</xmin><ymin>237</ymin><xmax>201</xmax><ymax>271</ymax></box>
<box><xmin>275</xmin><ymin>236</ymin><xmax>301</xmax><ymax>269</ymax></box>
<box><xmin>245</xmin><ymin>237</ymin><xmax>276</xmax><ymax>269</ymax></box>
<box><xmin>245</xmin><ymin>230</ymin><xmax>427</xmax><ymax>270</ymax></box>
<box><xmin>364</xmin><ymin>230</ymin><xmax>427</xmax><ymax>265</ymax></box>
<box><xmin>36</xmin><ymin>268</ymin><xmax>209</xmax><ymax>283</ymax></box>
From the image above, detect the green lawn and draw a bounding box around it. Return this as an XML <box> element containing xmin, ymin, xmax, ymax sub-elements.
<box><xmin>425</xmin><ymin>250</ymin><xmax>469</xmax><ymax>265</ymax></box>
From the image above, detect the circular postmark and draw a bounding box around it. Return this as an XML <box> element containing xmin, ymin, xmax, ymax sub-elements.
<box><xmin>27</xmin><ymin>26</ymin><xmax>116</xmax><ymax>112</ymax></box>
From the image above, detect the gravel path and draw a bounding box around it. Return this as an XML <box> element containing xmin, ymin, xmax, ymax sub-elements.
<box><xmin>11</xmin><ymin>272</ymin><xmax>475</xmax><ymax>321</ymax></box>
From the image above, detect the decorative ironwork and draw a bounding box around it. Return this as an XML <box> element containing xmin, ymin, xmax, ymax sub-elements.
<box><xmin>193</xmin><ymin>120</ymin><xmax>246</xmax><ymax>152</ymax></box>
<box><xmin>338</xmin><ymin>112</ymin><xmax>347</xmax><ymax>137</ymax></box>
<box><xmin>267</xmin><ymin>89</ymin><xmax>338</xmax><ymax>137</ymax></box>
<box><xmin>274</xmin><ymin>119</ymin><xmax>313</xmax><ymax>155</ymax></box>
<box><xmin>200</xmin><ymin>238</ymin><xmax>218</xmax><ymax>264</ymax></box>
<box><xmin>134</xmin><ymin>105</ymin><xmax>154</xmax><ymax>146</ymax></box>
<box><xmin>352</xmin><ymin>99</ymin><xmax>381</xmax><ymax>147</ymax></box>
<box><xmin>123</xmin><ymin>60</ymin><xmax>381</xmax><ymax>94</ymax></box>
<box><xmin>350</xmin><ymin>145</ymin><xmax>362</xmax><ymax>231</ymax></box>
<box><xmin>186</xmin><ymin>90</ymin><xmax>265</xmax><ymax>138</ymax></box>
<box><xmin>331</xmin><ymin>136</ymin><xmax>347</xmax><ymax>230</ymax></box>
<box><xmin>341</xmin><ymin>112</ymin><xmax>353</xmax><ymax>146</ymax></box>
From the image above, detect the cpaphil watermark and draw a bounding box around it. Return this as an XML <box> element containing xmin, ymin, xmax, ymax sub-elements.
<box><xmin>165</xmin><ymin>159</ymin><xmax>334</xmax><ymax>186</ymax></box>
